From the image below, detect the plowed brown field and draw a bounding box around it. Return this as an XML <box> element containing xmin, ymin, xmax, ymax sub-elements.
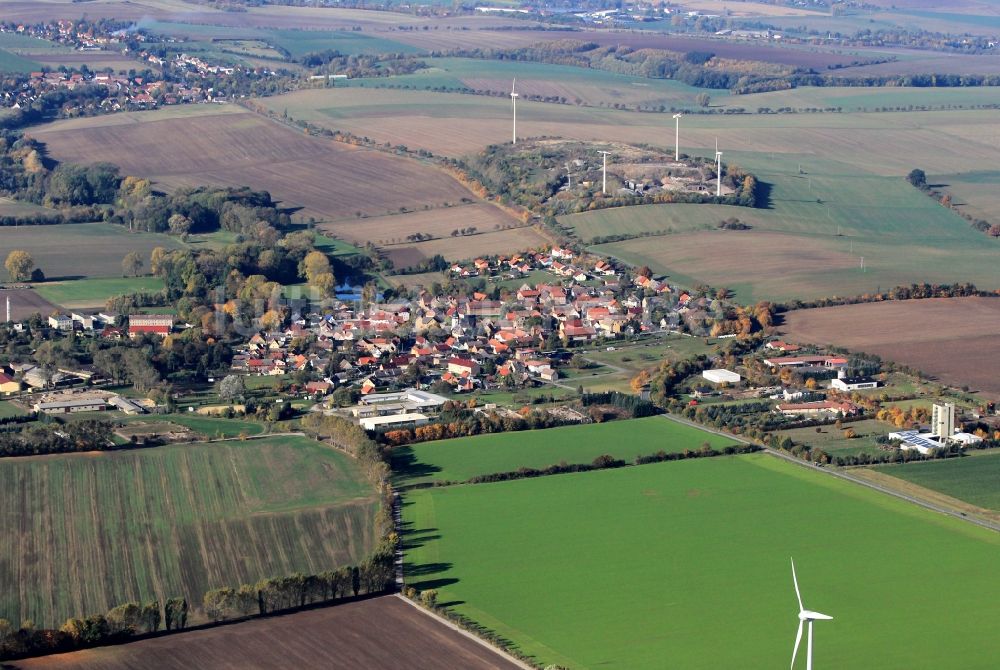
<box><xmin>10</xmin><ymin>596</ymin><xmax>522</xmax><ymax>670</ymax></box>
<box><xmin>780</xmin><ymin>297</ymin><xmax>1000</xmax><ymax>398</ymax></box>
<box><xmin>28</xmin><ymin>107</ymin><xmax>471</xmax><ymax>224</ymax></box>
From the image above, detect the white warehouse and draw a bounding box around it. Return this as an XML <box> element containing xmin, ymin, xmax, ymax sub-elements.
<box><xmin>702</xmin><ymin>369</ymin><xmax>741</xmax><ymax>385</ymax></box>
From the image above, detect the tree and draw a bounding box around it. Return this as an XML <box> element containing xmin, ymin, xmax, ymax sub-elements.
<box><xmin>167</xmin><ymin>213</ymin><xmax>193</xmax><ymax>235</ymax></box>
<box><xmin>5</xmin><ymin>250</ymin><xmax>34</xmax><ymax>281</ymax></box>
<box><xmin>106</xmin><ymin>602</ymin><xmax>142</xmax><ymax>635</ymax></box>
<box><xmin>696</xmin><ymin>93</ymin><xmax>711</xmax><ymax>107</ymax></box>
<box><xmin>122</xmin><ymin>251</ymin><xmax>143</xmax><ymax>277</ymax></box>
<box><xmin>907</xmin><ymin>169</ymin><xmax>927</xmax><ymax>190</ymax></box>
<box><xmin>219</xmin><ymin>374</ymin><xmax>246</xmax><ymax>401</ymax></box>
<box><xmin>164</xmin><ymin>597</ymin><xmax>188</xmax><ymax>631</ymax></box>
<box><xmin>420</xmin><ymin>589</ymin><xmax>438</xmax><ymax>608</ymax></box>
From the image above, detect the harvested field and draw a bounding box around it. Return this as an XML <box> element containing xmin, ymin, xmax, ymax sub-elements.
<box><xmin>10</xmin><ymin>596</ymin><xmax>522</xmax><ymax>670</ymax></box>
<box><xmin>28</xmin><ymin>106</ymin><xmax>473</xmax><ymax>224</ymax></box>
<box><xmin>0</xmin><ymin>223</ymin><xmax>183</xmax><ymax>280</ymax></box>
<box><xmin>30</xmin><ymin>52</ymin><xmax>143</xmax><ymax>72</ymax></box>
<box><xmin>780</xmin><ymin>297</ymin><xmax>1000</xmax><ymax>398</ymax></box>
<box><xmin>0</xmin><ymin>436</ymin><xmax>377</xmax><ymax>628</ymax></box>
<box><xmin>0</xmin><ymin>288</ymin><xmax>60</xmax><ymax>321</ymax></box>
<box><xmin>384</xmin><ymin>227</ymin><xmax>549</xmax><ymax>268</ymax></box>
<box><xmin>322</xmin><ymin>203</ymin><xmax>517</xmax><ymax>246</ymax></box>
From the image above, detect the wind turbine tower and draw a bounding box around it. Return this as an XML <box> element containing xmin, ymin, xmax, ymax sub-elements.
<box><xmin>599</xmin><ymin>150</ymin><xmax>611</xmax><ymax>194</ymax></box>
<box><xmin>715</xmin><ymin>138</ymin><xmax>723</xmax><ymax>197</ymax></box>
<box><xmin>672</xmin><ymin>113</ymin><xmax>683</xmax><ymax>160</ymax></box>
<box><xmin>5</xmin><ymin>295</ymin><xmax>9</xmax><ymax>323</ymax></box>
<box><xmin>510</xmin><ymin>79</ymin><xmax>519</xmax><ymax>145</ymax></box>
<box><xmin>791</xmin><ymin>558</ymin><xmax>833</xmax><ymax>670</ymax></box>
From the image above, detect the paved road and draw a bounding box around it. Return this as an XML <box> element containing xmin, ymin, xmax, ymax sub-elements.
<box><xmin>657</xmin><ymin>413</ymin><xmax>1000</xmax><ymax>533</ymax></box>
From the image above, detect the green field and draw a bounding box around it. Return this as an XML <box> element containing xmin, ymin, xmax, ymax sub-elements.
<box><xmin>0</xmin><ymin>400</ymin><xmax>26</xmax><ymax>418</ymax></box>
<box><xmin>580</xmin><ymin>149</ymin><xmax>1000</xmax><ymax>302</ymax></box>
<box><xmin>121</xmin><ymin>413</ymin><xmax>266</xmax><ymax>439</ymax></box>
<box><xmin>403</xmin><ymin>454</ymin><xmax>1000</xmax><ymax>669</ymax></box>
<box><xmin>728</xmin><ymin>85</ymin><xmax>1000</xmax><ymax>113</ymax></box>
<box><xmin>34</xmin><ymin>276</ymin><xmax>165</xmax><ymax>308</ymax></box>
<box><xmin>0</xmin><ymin>47</ymin><xmax>40</xmax><ymax>73</ymax></box>
<box><xmin>0</xmin><ymin>436</ymin><xmax>377</xmax><ymax>628</ymax></box>
<box><xmin>778</xmin><ymin>419</ymin><xmax>891</xmax><ymax>457</ymax></box>
<box><xmin>877</xmin><ymin>451</ymin><xmax>1000</xmax><ymax>511</ymax></box>
<box><xmin>391</xmin><ymin>416</ymin><xmax>736</xmax><ymax>487</ymax></box>
<box><xmin>344</xmin><ymin>56</ymin><xmax>729</xmax><ymax>109</ymax></box>
<box><xmin>269</xmin><ymin>29</ymin><xmax>421</xmax><ymax>57</ymax></box>
<box><xmin>0</xmin><ymin>223</ymin><xmax>184</xmax><ymax>281</ymax></box>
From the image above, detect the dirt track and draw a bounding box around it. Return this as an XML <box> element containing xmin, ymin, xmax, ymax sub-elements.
<box><xmin>9</xmin><ymin>597</ymin><xmax>522</xmax><ymax>670</ymax></box>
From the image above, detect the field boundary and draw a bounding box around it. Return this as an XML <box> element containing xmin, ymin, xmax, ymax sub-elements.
<box><xmin>393</xmin><ymin>594</ymin><xmax>536</xmax><ymax>670</ymax></box>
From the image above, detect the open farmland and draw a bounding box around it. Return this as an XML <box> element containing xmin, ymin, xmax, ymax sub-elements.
<box><xmin>0</xmin><ymin>289</ymin><xmax>59</xmax><ymax>321</ymax></box>
<box><xmin>391</xmin><ymin>416</ymin><xmax>736</xmax><ymax>487</ymax></box>
<box><xmin>28</xmin><ymin>106</ymin><xmax>473</xmax><ymax>224</ymax></box>
<box><xmin>0</xmin><ymin>223</ymin><xmax>183</xmax><ymax>281</ymax></box>
<box><xmin>318</xmin><ymin>202</ymin><xmax>516</xmax><ymax>247</ymax></box>
<box><xmin>403</xmin><ymin>454</ymin><xmax>1000</xmax><ymax>669</ymax></box>
<box><xmin>345</xmin><ymin>57</ymin><xmax>735</xmax><ymax>110</ymax></box>
<box><xmin>0</xmin><ymin>436</ymin><xmax>377</xmax><ymax>628</ymax></box>
<box><xmin>780</xmin><ymin>297</ymin><xmax>1000</xmax><ymax>398</ymax></box>
<box><xmin>34</xmin><ymin>276</ymin><xmax>165</xmax><ymax>309</ymax></box>
<box><xmin>0</xmin><ymin>48</ymin><xmax>40</xmax><ymax>73</ymax></box>
<box><xmin>383</xmin><ymin>227</ymin><xmax>549</xmax><ymax>268</ymax></box>
<box><xmin>875</xmin><ymin>451</ymin><xmax>1000</xmax><ymax>512</ymax></box>
<box><xmin>10</xmin><ymin>596</ymin><xmax>521</xmax><ymax>670</ymax></box>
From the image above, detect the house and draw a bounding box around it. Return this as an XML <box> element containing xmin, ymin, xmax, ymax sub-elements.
<box><xmin>447</xmin><ymin>357</ymin><xmax>480</xmax><ymax>376</ymax></box>
<box><xmin>48</xmin><ymin>314</ymin><xmax>73</xmax><ymax>331</ymax></box>
<box><xmin>0</xmin><ymin>373</ymin><xmax>20</xmax><ymax>395</ymax></box>
<box><xmin>830</xmin><ymin>376</ymin><xmax>878</xmax><ymax>391</ymax></box>
<box><xmin>128</xmin><ymin>314</ymin><xmax>174</xmax><ymax>338</ymax></box>
<box><xmin>305</xmin><ymin>381</ymin><xmax>333</xmax><ymax>396</ymax></box>
<box><xmin>702</xmin><ymin>369</ymin><xmax>741</xmax><ymax>385</ymax></box>
<box><xmin>765</xmin><ymin>340</ymin><xmax>801</xmax><ymax>352</ymax></box>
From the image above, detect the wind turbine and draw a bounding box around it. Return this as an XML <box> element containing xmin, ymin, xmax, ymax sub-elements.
<box><xmin>672</xmin><ymin>113</ymin><xmax>683</xmax><ymax>160</ymax></box>
<box><xmin>599</xmin><ymin>150</ymin><xmax>611</xmax><ymax>194</ymax></box>
<box><xmin>791</xmin><ymin>558</ymin><xmax>833</xmax><ymax>670</ymax></box>
<box><xmin>715</xmin><ymin>138</ymin><xmax>723</xmax><ymax>197</ymax></box>
<box><xmin>510</xmin><ymin>79</ymin><xmax>518</xmax><ymax>145</ymax></box>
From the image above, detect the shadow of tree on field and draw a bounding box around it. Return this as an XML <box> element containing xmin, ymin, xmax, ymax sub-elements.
<box><xmin>390</xmin><ymin>446</ymin><xmax>442</xmax><ymax>484</ymax></box>
<box><xmin>755</xmin><ymin>179</ymin><xmax>774</xmax><ymax>209</ymax></box>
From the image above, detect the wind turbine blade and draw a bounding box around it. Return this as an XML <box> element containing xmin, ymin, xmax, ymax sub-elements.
<box><xmin>791</xmin><ymin>558</ymin><xmax>804</xmax><ymax>612</ymax></box>
<box><xmin>791</xmin><ymin>620</ymin><xmax>803</xmax><ymax>669</ymax></box>
<box><xmin>805</xmin><ymin>611</ymin><xmax>833</xmax><ymax>621</ymax></box>
<box><xmin>512</xmin><ymin>78</ymin><xmax>516</xmax><ymax>94</ymax></box>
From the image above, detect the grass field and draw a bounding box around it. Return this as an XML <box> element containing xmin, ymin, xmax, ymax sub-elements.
<box><xmin>778</xmin><ymin>419</ymin><xmax>891</xmax><ymax>457</ymax></box>
<box><xmin>403</xmin><ymin>454</ymin><xmax>1000</xmax><ymax>669</ymax></box>
<box><xmin>0</xmin><ymin>47</ymin><xmax>41</xmax><ymax>73</ymax></box>
<box><xmin>0</xmin><ymin>223</ymin><xmax>183</xmax><ymax>281</ymax></box>
<box><xmin>345</xmin><ymin>56</ymin><xmax>730</xmax><ymax>110</ymax></box>
<box><xmin>876</xmin><ymin>451</ymin><xmax>1000</xmax><ymax>511</ymax></box>
<box><xmin>121</xmin><ymin>413</ymin><xmax>266</xmax><ymax>439</ymax></box>
<box><xmin>780</xmin><ymin>297</ymin><xmax>1000</xmax><ymax>399</ymax></box>
<box><xmin>34</xmin><ymin>276</ymin><xmax>165</xmax><ymax>309</ymax></box>
<box><xmin>0</xmin><ymin>436</ymin><xmax>377</xmax><ymax>628</ymax></box>
<box><xmin>391</xmin><ymin>416</ymin><xmax>736</xmax><ymax>486</ymax></box>
<box><xmin>0</xmin><ymin>401</ymin><xmax>27</xmax><ymax>418</ymax></box>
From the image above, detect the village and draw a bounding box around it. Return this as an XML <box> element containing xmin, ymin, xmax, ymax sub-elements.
<box><xmin>0</xmin><ymin>19</ymin><xmax>278</xmax><ymax>115</ymax></box>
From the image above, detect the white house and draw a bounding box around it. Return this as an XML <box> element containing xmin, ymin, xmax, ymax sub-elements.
<box><xmin>830</xmin><ymin>376</ymin><xmax>878</xmax><ymax>391</ymax></box>
<box><xmin>702</xmin><ymin>369</ymin><xmax>741</xmax><ymax>385</ymax></box>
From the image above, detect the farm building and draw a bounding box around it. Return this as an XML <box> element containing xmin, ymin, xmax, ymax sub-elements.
<box><xmin>128</xmin><ymin>314</ymin><xmax>174</xmax><ymax>338</ymax></box>
<box><xmin>108</xmin><ymin>395</ymin><xmax>145</xmax><ymax>415</ymax></box>
<box><xmin>702</xmin><ymin>369</ymin><xmax>741</xmax><ymax>385</ymax></box>
<box><xmin>775</xmin><ymin>400</ymin><xmax>860</xmax><ymax>417</ymax></box>
<box><xmin>33</xmin><ymin>398</ymin><xmax>107</xmax><ymax>414</ymax></box>
<box><xmin>359</xmin><ymin>412</ymin><xmax>429</xmax><ymax>431</ymax></box>
<box><xmin>830</xmin><ymin>375</ymin><xmax>879</xmax><ymax>391</ymax></box>
<box><xmin>359</xmin><ymin>388</ymin><xmax>448</xmax><ymax>413</ymax></box>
